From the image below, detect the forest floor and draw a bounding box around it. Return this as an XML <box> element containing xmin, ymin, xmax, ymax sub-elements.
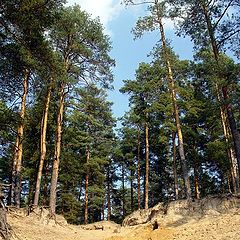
<box><xmin>6</xmin><ymin>207</ymin><xmax>240</xmax><ymax>240</ymax></box>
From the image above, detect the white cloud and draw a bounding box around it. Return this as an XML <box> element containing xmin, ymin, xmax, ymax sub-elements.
<box><xmin>66</xmin><ymin>0</ymin><xmax>123</xmax><ymax>33</ymax></box>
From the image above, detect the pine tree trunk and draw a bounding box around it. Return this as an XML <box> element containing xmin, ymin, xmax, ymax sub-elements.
<box><xmin>222</xmin><ymin>87</ymin><xmax>240</xmax><ymax>176</ymax></box>
<box><xmin>42</xmin><ymin>159</ymin><xmax>50</xmax><ymax>206</ymax></box>
<box><xmin>34</xmin><ymin>86</ymin><xmax>52</xmax><ymax>206</ymax></box>
<box><xmin>201</xmin><ymin>1</ymin><xmax>240</xmax><ymax>182</ymax></box>
<box><xmin>11</xmin><ymin>69</ymin><xmax>30</xmax><ymax>207</ymax></box>
<box><xmin>102</xmin><ymin>200</ymin><xmax>105</xmax><ymax>221</ymax></box>
<box><xmin>84</xmin><ymin>147</ymin><xmax>90</xmax><ymax>225</ymax></box>
<box><xmin>155</xmin><ymin>2</ymin><xmax>191</xmax><ymax>199</ymax></box>
<box><xmin>49</xmin><ymin>83</ymin><xmax>65</xmax><ymax>214</ymax></box>
<box><xmin>219</xmin><ymin>94</ymin><xmax>238</xmax><ymax>192</ymax></box>
<box><xmin>172</xmin><ymin>132</ymin><xmax>179</xmax><ymax>200</ymax></box>
<box><xmin>193</xmin><ymin>158</ymin><xmax>200</xmax><ymax>199</ymax></box>
<box><xmin>130</xmin><ymin>169</ymin><xmax>134</xmax><ymax>212</ymax></box>
<box><xmin>122</xmin><ymin>164</ymin><xmax>125</xmax><ymax>217</ymax></box>
<box><xmin>145</xmin><ymin>121</ymin><xmax>149</xmax><ymax>209</ymax></box>
<box><xmin>137</xmin><ymin>127</ymin><xmax>141</xmax><ymax>209</ymax></box>
<box><xmin>226</xmin><ymin>117</ymin><xmax>239</xmax><ymax>193</ymax></box>
<box><xmin>107</xmin><ymin>166</ymin><xmax>111</xmax><ymax>221</ymax></box>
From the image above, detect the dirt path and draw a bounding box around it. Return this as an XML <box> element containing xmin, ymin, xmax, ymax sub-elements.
<box><xmin>6</xmin><ymin>211</ymin><xmax>240</xmax><ymax>240</ymax></box>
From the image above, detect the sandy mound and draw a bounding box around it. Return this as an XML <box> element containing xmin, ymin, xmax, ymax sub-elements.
<box><xmin>5</xmin><ymin>195</ymin><xmax>240</xmax><ymax>240</ymax></box>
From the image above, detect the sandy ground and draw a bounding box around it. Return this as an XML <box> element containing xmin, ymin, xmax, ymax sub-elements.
<box><xmin>6</xmin><ymin>210</ymin><xmax>240</xmax><ymax>240</ymax></box>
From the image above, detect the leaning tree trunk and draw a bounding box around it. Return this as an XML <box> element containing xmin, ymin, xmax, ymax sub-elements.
<box><xmin>49</xmin><ymin>83</ymin><xmax>65</xmax><ymax>214</ymax></box>
<box><xmin>34</xmin><ymin>85</ymin><xmax>52</xmax><ymax>206</ymax></box>
<box><xmin>11</xmin><ymin>69</ymin><xmax>30</xmax><ymax>207</ymax></box>
<box><xmin>84</xmin><ymin>146</ymin><xmax>90</xmax><ymax>225</ymax></box>
<box><xmin>155</xmin><ymin>1</ymin><xmax>192</xmax><ymax>199</ymax></box>
<box><xmin>201</xmin><ymin>1</ymin><xmax>240</xmax><ymax>182</ymax></box>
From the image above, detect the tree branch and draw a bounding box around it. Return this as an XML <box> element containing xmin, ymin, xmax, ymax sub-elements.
<box><xmin>213</xmin><ymin>0</ymin><xmax>234</xmax><ymax>30</ymax></box>
<box><xmin>217</xmin><ymin>28</ymin><xmax>240</xmax><ymax>47</ymax></box>
<box><xmin>122</xmin><ymin>0</ymin><xmax>154</xmax><ymax>6</ymax></box>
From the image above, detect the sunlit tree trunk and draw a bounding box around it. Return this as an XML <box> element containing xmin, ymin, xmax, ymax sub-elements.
<box><xmin>193</xmin><ymin>144</ymin><xmax>200</xmax><ymax>199</ymax></box>
<box><xmin>201</xmin><ymin>1</ymin><xmax>240</xmax><ymax>180</ymax></box>
<box><xmin>42</xmin><ymin>159</ymin><xmax>50</xmax><ymax>206</ymax></box>
<box><xmin>49</xmin><ymin>83</ymin><xmax>65</xmax><ymax>214</ymax></box>
<box><xmin>215</xmin><ymin>86</ymin><xmax>238</xmax><ymax>192</ymax></box>
<box><xmin>222</xmin><ymin>86</ymin><xmax>240</xmax><ymax>176</ymax></box>
<box><xmin>172</xmin><ymin>132</ymin><xmax>179</xmax><ymax>200</ymax></box>
<box><xmin>155</xmin><ymin>1</ymin><xmax>191</xmax><ymax>199</ymax></box>
<box><xmin>226</xmin><ymin>116</ymin><xmax>239</xmax><ymax>193</ymax></box>
<box><xmin>34</xmin><ymin>85</ymin><xmax>52</xmax><ymax>206</ymax></box>
<box><xmin>11</xmin><ymin>69</ymin><xmax>30</xmax><ymax>207</ymax></box>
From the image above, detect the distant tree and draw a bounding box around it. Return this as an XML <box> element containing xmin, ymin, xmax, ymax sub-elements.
<box><xmin>58</xmin><ymin>84</ymin><xmax>115</xmax><ymax>224</ymax></box>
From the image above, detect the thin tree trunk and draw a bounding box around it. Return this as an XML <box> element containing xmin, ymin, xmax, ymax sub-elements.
<box><xmin>130</xmin><ymin>169</ymin><xmax>134</xmax><ymax>212</ymax></box>
<box><xmin>102</xmin><ymin>200</ymin><xmax>105</xmax><ymax>221</ymax></box>
<box><xmin>84</xmin><ymin>146</ymin><xmax>90</xmax><ymax>225</ymax></box>
<box><xmin>193</xmin><ymin>157</ymin><xmax>200</xmax><ymax>199</ymax></box>
<box><xmin>42</xmin><ymin>159</ymin><xmax>50</xmax><ymax>206</ymax></box>
<box><xmin>122</xmin><ymin>164</ymin><xmax>125</xmax><ymax>217</ymax></box>
<box><xmin>34</xmin><ymin>86</ymin><xmax>52</xmax><ymax>206</ymax></box>
<box><xmin>107</xmin><ymin>166</ymin><xmax>111</xmax><ymax>221</ymax></box>
<box><xmin>11</xmin><ymin>69</ymin><xmax>30</xmax><ymax>207</ymax></box>
<box><xmin>145</xmin><ymin>121</ymin><xmax>149</xmax><ymax>209</ymax></box>
<box><xmin>137</xmin><ymin>127</ymin><xmax>141</xmax><ymax>209</ymax></box>
<box><xmin>155</xmin><ymin>1</ymin><xmax>191</xmax><ymax>199</ymax></box>
<box><xmin>227</xmin><ymin>171</ymin><xmax>232</xmax><ymax>193</ymax></box>
<box><xmin>49</xmin><ymin>83</ymin><xmax>65</xmax><ymax>214</ymax></box>
<box><xmin>172</xmin><ymin>132</ymin><xmax>179</xmax><ymax>200</ymax></box>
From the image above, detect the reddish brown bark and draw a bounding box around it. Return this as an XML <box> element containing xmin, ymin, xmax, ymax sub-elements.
<box><xmin>34</xmin><ymin>86</ymin><xmax>52</xmax><ymax>206</ymax></box>
<box><xmin>49</xmin><ymin>83</ymin><xmax>65</xmax><ymax>214</ymax></box>
<box><xmin>11</xmin><ymin>69</ymin><xmax>30</xmax><ymax>207</ymax></box>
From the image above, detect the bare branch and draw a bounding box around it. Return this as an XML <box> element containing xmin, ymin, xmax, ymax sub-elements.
<box><xmin>213</xmin><ymin>0</ymin><xmax>234</xmax><ymax>30</ymax></box>
<box><xmin>217</xmin><ymin>28</ymin><xmax>240</xmax><ymax>47</ymax></box>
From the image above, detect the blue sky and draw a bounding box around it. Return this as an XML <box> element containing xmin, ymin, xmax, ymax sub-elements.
<box><xmin>66</xmin><ymin>0</ymin><xmax>194</xmax><ymax>123</ymax></box>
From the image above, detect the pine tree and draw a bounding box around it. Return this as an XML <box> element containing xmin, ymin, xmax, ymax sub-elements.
<box><xmin>48</xmin><ymin>6</ymin><xmax>114</xmax><ymax>214</ymax></box>
<box><xmin>124</xmin><ymin>0</ymin><xmax>192</xmax><ymax>199</ymax></box>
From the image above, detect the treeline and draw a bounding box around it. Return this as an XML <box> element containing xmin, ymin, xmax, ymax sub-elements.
<box><xmin>0</xmin><ymin>0</ymin><xmax>240</xmax><ymax>225</ymax></box>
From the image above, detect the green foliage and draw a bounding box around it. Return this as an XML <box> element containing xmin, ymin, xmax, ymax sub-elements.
<box><xmin>0</xmin><ymin>0</ymin><xmax>239</xmax><ymax>225</ymax></box>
